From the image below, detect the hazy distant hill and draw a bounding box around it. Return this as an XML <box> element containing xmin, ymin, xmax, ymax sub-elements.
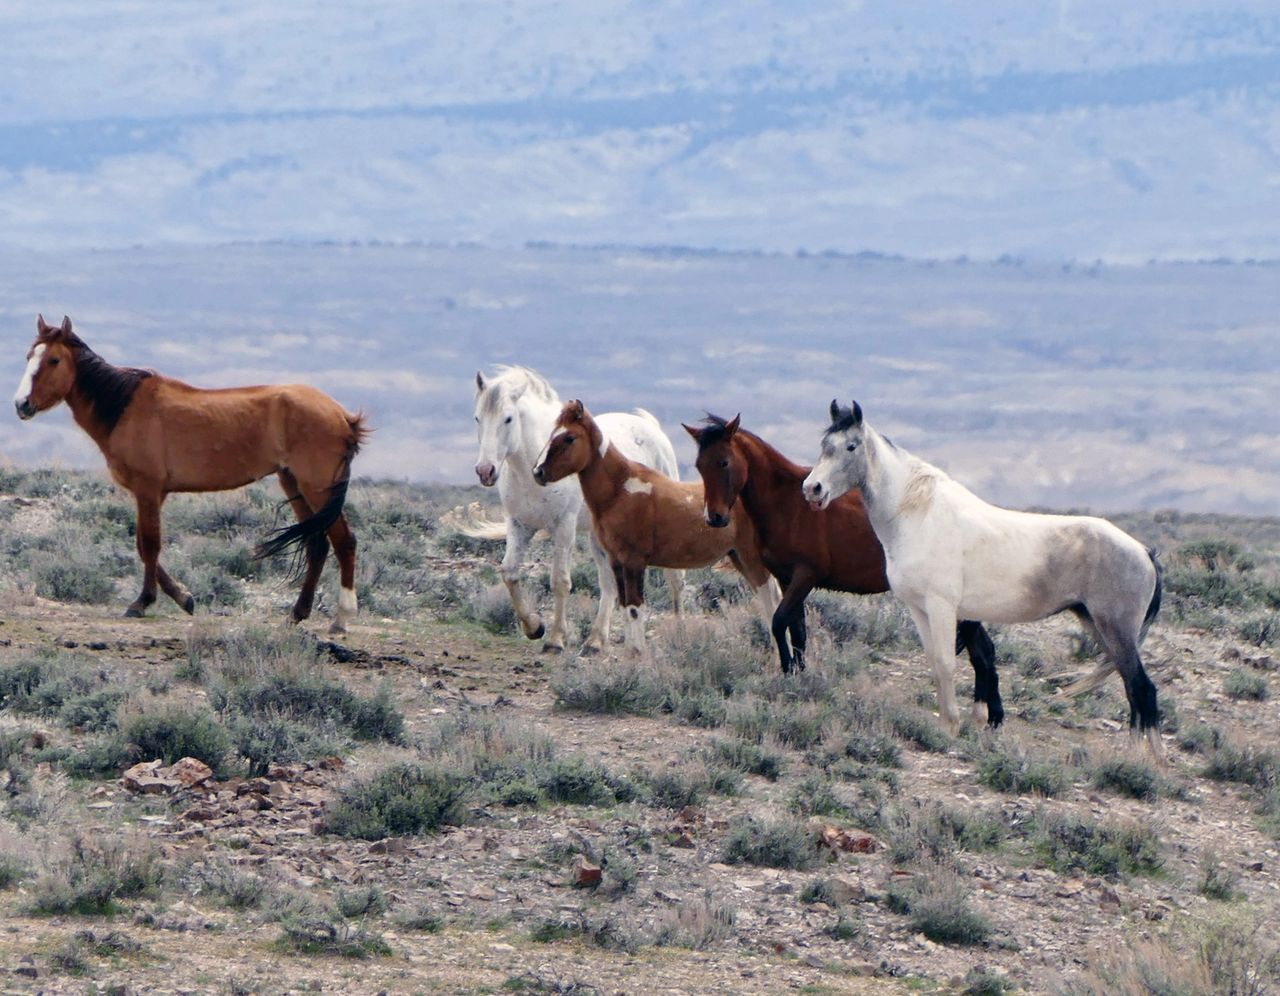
<box><xmin>2</xmin><ymin>243</ymin><xmax>1275</xmax><ymax>515</ymax></box>
<box><xmin>2</xmin><ymin>2</ymin><xmax>1279</xmax><ymax>259</ymax></box>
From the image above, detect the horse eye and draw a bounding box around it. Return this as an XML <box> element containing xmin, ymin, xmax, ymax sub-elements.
<box><xmin>564</xmin><ymin>435</ymin><xmax>575</xmax><ymax>445</ymax></box>
<box><xmin>846</xmin><ymin>442</ymin><xmax>857</xmax><ymax>452</ymax></box>
<box><xmin>49</xmin><ymin>357</ymin><xmax>60</xmax><ymax>366</ymax></box>
<box><xmin>718</xmin><ymin>459</ymin><xmax>730</xmax><ymax>470</ymax></box>
<box><xmin>504</xmin><ymin>416</ymin><xmax>512</xmax><ymax>424</ymax></box>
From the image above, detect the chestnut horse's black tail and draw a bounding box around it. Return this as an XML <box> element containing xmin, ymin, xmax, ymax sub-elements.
<box><xmin>255</xmin><ymin>417</ymin><xmax>366</xmax><ymax>568</ymax></box>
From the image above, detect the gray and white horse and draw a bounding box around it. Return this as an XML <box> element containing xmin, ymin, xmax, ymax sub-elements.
<box><xmin>802</xmin><ymin>400</ymin><xmax>1164</xmax><ymax>754</ymax></box>
<box><xmin>470</xmin><ymin>366</ymin><xmax>683</xmax><ymax>653</ymax></box>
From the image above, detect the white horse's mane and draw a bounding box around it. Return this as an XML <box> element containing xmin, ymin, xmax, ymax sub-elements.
<box><xmin>482</xmin><ymin>365</ymin><xmax>560</xmax><ymax>412</ymax></box>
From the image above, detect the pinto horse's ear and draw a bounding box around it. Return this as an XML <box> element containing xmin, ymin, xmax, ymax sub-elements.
<box><xmin>36</xmin><ymin>314</ymin><xmax>50</xmax><ymax>334</ymax></box>
<box><xmin>475</xmin><ymin>370</ymin><xmax>486</xmax><ymax>393</ymax></box>
<box><xmin>681</xmin><ymin>423</ymin><xmax>702</xmax><ymax>441</ymax></box>
<box><xmin>60</xmin><ymin>316</ymin><xmax>73</xmax><ymax>334</ymax></box>
<box><xmin>725</xmin><ymin>414</ymin><xmax>741</xmax><ymax>437</ymax></box>
<box><xmin>564</xmin><ymin>399</ymin><xmax>585</xmax><ymax>422</ymax></box>
<box><xmin>850</xmin><ymin>401</ymin><xmax>863</xmax><ymax>425</ymax></box>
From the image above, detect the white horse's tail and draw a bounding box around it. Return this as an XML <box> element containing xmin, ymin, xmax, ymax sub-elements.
<box><xmin>439</xmin><ymin>502</ymin><xmax>508</xmax><ymax>541</ymax></box>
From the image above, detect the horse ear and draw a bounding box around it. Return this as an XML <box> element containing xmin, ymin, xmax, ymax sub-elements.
<box><xmin>475</xmin><ymin>370</ymin><xmax>485</xmax><ymax>393</ymax></box>
<box><xmin>850</xmin><ymin>401</ymin><xmax>863</xmax><ymax>425</ymax></box>
<box><xmin>60</xmin><ymin>316</ymin><xmax>73</xmax><ymax>334</ymax></box>
<box><xmin>829</xmin><ymin>399</ymin><xmax>841</xmax><ymax>423</ymax></box>
<box><xmin>565</xmin><ymin>400</ymin><xmax>584</xmax><ymax>421</ymax></box>
<box><xmin>681</xmin><ymin>423</ymin><xmax>702</xmax><ymax>441</ymax></box>
<box><xmin>36</xmin><ymin>314</ymin><xmax>50</xmax><ymax>334</ymax></box>
<box><xmin>725</xmin><ymin>414</ymin><xmax>741</xmax><ymax>437</ymax></box>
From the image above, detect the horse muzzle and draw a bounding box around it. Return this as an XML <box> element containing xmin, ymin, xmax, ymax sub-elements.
<box><xmin>475</xmin><ymin>462</ymin><xmax>498</xmax><ymax>487</ymax></box>
<box><xmin>14</xmin><ymin>399</ymin><xmax>35</xmax><ymax>421</ymax></box>
<box><xmin>803</xmin><ymin>480</ymin><xmax>830</xmax><ymax>511</ymax></box>
<box><xmin>532</xmin><ymin>464</ymin><xmax>548</xmax><ymax>486</ymax></box>
<box><xmin>705</xmin><ymin>510</ymin><xmax>731</xmax><ymax>529</ymax></box>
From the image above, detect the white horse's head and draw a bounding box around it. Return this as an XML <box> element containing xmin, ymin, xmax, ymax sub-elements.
<box><xmin>472</xmin><ymin>370</ymin><xmax>527</xmax><ymax>486</ymax></box>
<box><xmin>802</xmin><ymin>399</ymin><xmax>867</xmax><ymax>511</ymax></box>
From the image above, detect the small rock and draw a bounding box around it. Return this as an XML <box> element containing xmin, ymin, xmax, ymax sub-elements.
<box><xmin>827</xmin><ymin>876</ymin><xmax>867</xmax><ymax>905</ymax></box>
<box><xmin>572</xmin><ymin>856</ymin><xmax>603</xmax><ymax>888</ymax></box>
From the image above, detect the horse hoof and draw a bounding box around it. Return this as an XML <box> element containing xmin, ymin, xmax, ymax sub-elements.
<box><xmin>579</xmin><ymin>644</ymin><xmax>601</xmax><ymax>658</ymax></box>
<box><xmin>123</xmin><ymin>607</ymin><xmax>144</xmax><ymax>618</ymax></box>
<box><xmin>541</xmin><ymin>642</ymin><xmax>564</xmax><ymax>655</ymax></box>
<box><xmin>328</xmin><ymin>621</ymin><xmax>348</xmax><ymax>637</ymax></box>
<box><xmin>182</xmin><ymin>595</ymin><xmax>196</xmax><ymax>616</ymax></box>
<box><xmin>526</xmin><ymin>623</ymin><xmax>546</xmax><ymax>641</ymax></box>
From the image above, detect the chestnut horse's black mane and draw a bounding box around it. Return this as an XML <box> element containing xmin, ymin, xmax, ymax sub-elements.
<box><xmin>50</xmin><ymin>331</ymin><xmax>154</xmax><ymax>433</ymax></box>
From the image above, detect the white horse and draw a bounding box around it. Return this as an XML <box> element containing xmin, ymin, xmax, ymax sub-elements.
<box><xmin>802</xmin><ymin>401</ymin><xmax>1164</xmax><ymax>754</ymax></box>
<box><xmin>469</xmin><ymin>366</ymin><xmax>683</xmax><ymax>653</ymax></box>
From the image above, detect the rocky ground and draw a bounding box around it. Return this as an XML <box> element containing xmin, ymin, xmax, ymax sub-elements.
<box><xmin>0</xmin><ymin>487</ymin><xmax>1276</xmax><ymax>995</ymax></box>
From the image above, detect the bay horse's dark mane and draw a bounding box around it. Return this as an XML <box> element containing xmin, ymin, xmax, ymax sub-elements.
<box><xmin>48</xmin><ymin>331</ymin><xmax>154</xmax><ymax>433</ymax></box>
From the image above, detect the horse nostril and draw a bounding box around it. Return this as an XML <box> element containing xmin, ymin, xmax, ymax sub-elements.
<box><xmin>812</xmin><ymin>482</ymin><xmax>823</xmax><ymax>494</ymax></box>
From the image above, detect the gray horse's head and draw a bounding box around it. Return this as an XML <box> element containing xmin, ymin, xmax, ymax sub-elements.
<box><xmin>802</xmin><ymin>399</ymin><xmax>867</xmax><ymax>510</ymax></box>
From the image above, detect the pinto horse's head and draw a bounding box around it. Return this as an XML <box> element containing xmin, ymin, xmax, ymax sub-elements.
<box><xmin>802</xmin><ymin>399</ymin><xmax>866</xmax><ymax>511</ymax></box>
<box><xmin>15</xmin><ymin>315</ymin><xmax>80</xmax><ymax>420</ymax></box>
<box><xmin>532</xmin><ymin>400</ymin><xmax>599</xmax><ymax>486</ymax></box>
<box><xmin>684</xmin><ymin>414</ymin><xmax>744</xmax><ymax>528</ymax></box>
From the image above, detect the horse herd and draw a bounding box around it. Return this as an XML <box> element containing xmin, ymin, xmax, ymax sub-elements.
<box><xmin>12</xmin><ymin>316</ymin><xmax>1165</xmax><ymax>756</ymax></box>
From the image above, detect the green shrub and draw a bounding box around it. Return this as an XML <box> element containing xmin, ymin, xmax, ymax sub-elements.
<box><xmin>1091</xmin><ymin>758</ymin><xmax>1160</xmax><ymax>801</ymax></box>
<box><xmin>1034</xmin><ymin>813</ymin><xmax>1163</xmax><ymax>878</ymax></box>
<box><xmin>1223</xmin><ymin>668</ymin><xmax>1269</xmax><ymax>702</ymax></box>
<box><xmin>121</xmin><ymin>710</ymin><xmax>231</xmax><ymax>776</ymax></box>
<box><xmin>706</xmin><ymin>738</ymin><xmax>783</xmax><ymax>780</ymax></box>
<box><xmin>27</xmin><ymin>836</ymin><xmax>163</xmax><ymax>916</ymax></box>
<box><xmin>213</xmin><ymin>674</ymin><xmax>404</xmax><ymax>743</ymax></box>
<box><xmin>336</xmin><ymin>885</ymin><xmax>389</xmax><ymax>919</ymax></box>
<box><xmin>886</xmin><ymin>866</ymin><xmax>990</xmax><ymax>945</ymax></box>
<box><xmin>977</xmin><ymin>742</ymin><xmax>1069</xmax><ymax>797</ymax></box>
<box><xmin>276</xmin><ymin>917</ymin><xmax>392</xmax><ymax>959</ymax></box>
<box><xmin>788</xmin><ymin>774</ymin><xmax>853</xmax><ymax>819</ymax></box>
<box><xmin>721</xmin><ymin>816</ymin><xmax>818</xmax><ymax>870</ymax></box>
<box><xmin>550</xmin><ymin>660</ymin><xmax>667</xmax><ymax>716</ymax></box>
<box><xmin>1198</xmin><ymin>852</ymin><xmax>1240</xmax><ymax>902</ymax></box>
<box><xmin>1203</xmin><ymin>741</ymin><xmax>1278</xmax><ymax>789</ymax></box>
<box><xmin>226</xmin><ymin>714</ymin><xmax>343</xmax><ymax>778</ymax></box>
<box><xmin>325</xmin><ymin>763</ymin><xmax>467</xmax><ymax>840</ymax></box>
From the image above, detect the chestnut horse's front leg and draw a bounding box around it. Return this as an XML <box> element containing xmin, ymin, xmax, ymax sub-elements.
<box><xmin>126</xmin><ymin>493</ymin><xmax>195</xmax><ymax>618</ymax></box>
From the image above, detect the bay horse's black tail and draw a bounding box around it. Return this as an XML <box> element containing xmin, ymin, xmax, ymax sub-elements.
<box><xmin>255</xmin><ymin>413</ymin><xmax>366</xmax><ymax>565</ymax></box>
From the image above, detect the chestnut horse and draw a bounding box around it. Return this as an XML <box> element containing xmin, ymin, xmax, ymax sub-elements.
<box><xmin>533</xmin><ymin>401</ymin><xmax>779</xmax><ymax>654</ymax></box>
<box><xmin>686</xmin><ymin>414</ymin><xmax>1003</xmax><ymax>727</ymax></box>
<box><xmin>14</xmin><ymin>315</ymin><xmax>368</xmax><ymax>633</ymax></box>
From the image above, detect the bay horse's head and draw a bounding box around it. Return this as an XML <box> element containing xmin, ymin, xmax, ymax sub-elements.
<box><xmin>532</xmin><ymin>400</ymin><xmax>599</xmax><ymax>486</ymax></box>
<box><xmin>803</xmin><ymin>399</ymin><xmax>866</xmax><ymax>511</ymax></box>
<box><xmin>683</xmin><ymin>414</ymin><xmax>744</xmax><ymax>528</ymax></box>
<box><xmin>14</xmin><ymin>315</ymin><xmax>81</xmax><ymax>420</ymax></box>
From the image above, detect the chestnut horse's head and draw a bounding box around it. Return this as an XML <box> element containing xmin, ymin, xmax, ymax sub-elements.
<box><xmin>15</xmin><ymin>315</ymin><xmax>80</xmax><ymax>420</ymax></box>
<box><xmin>533</xmin><ymin>400</ymin><xmax>600</xmax><ymax>486</ymax></box>
<box><xmin>683</xmin><ymin>414</ymin><xmax>744</xmax><ymax>528</ymax></box>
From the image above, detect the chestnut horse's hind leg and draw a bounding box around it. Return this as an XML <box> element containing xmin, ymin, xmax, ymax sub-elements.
<box><xmin>325</xmin><ymin>514</ymin><xmax>358</xmax><ymax>635</ymax></box>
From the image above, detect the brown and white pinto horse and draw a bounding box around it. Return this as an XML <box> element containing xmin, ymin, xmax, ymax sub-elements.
<box><xmin>532</xmin><ymin>400</ymin><xmax>778</xmax><ymax>654</ymax></box>
<box><xmin>14</xmin><ymin>315</ymin><xmax>368</xmax><ymax>633</ymax></box>
<box><xmin>686</xmin><ymin>414</ymin><xmax>1003</xmax><ymax>726</ymax></box>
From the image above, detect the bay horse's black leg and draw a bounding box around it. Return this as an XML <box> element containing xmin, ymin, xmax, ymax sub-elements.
<box><xmin>772</xmin><ymin>570</ymin><xmax>816</xmax><ymax>675</ymax></box>
<box><xmin>156</xmin><ymin>565</ymin><xmax>196</xmax><ymax>615</ymax></box>
<box><xmin>956</xmin><ymin>620</ymin><xmax>1002</xmax><ymax>728</ymax></box>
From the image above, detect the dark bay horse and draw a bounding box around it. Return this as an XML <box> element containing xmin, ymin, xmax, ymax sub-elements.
<box><xmin>532</xmin><ymin>401</ymin><xmax>779</xmax><ymax>655</ymax></box>
<box><xmin>14</xmin><ymin>315</ymin><xmax>368</xmax><ymax>633</ymax></box>
<box><xmin>686</xmin><ymin>414</ymin><xmax>1003</xmax><ymax>727</ymax></box>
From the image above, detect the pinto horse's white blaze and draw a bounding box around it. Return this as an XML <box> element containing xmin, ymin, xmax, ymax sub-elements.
<box><xmin>804</xmin><ymin>400</ymin><xmax>1164</xmax><ymax>754</ymax></box>
<box><xmin>14</xmin><ymin>344</ymin><xmax>45</xmax><ymax>414</ymax></box>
